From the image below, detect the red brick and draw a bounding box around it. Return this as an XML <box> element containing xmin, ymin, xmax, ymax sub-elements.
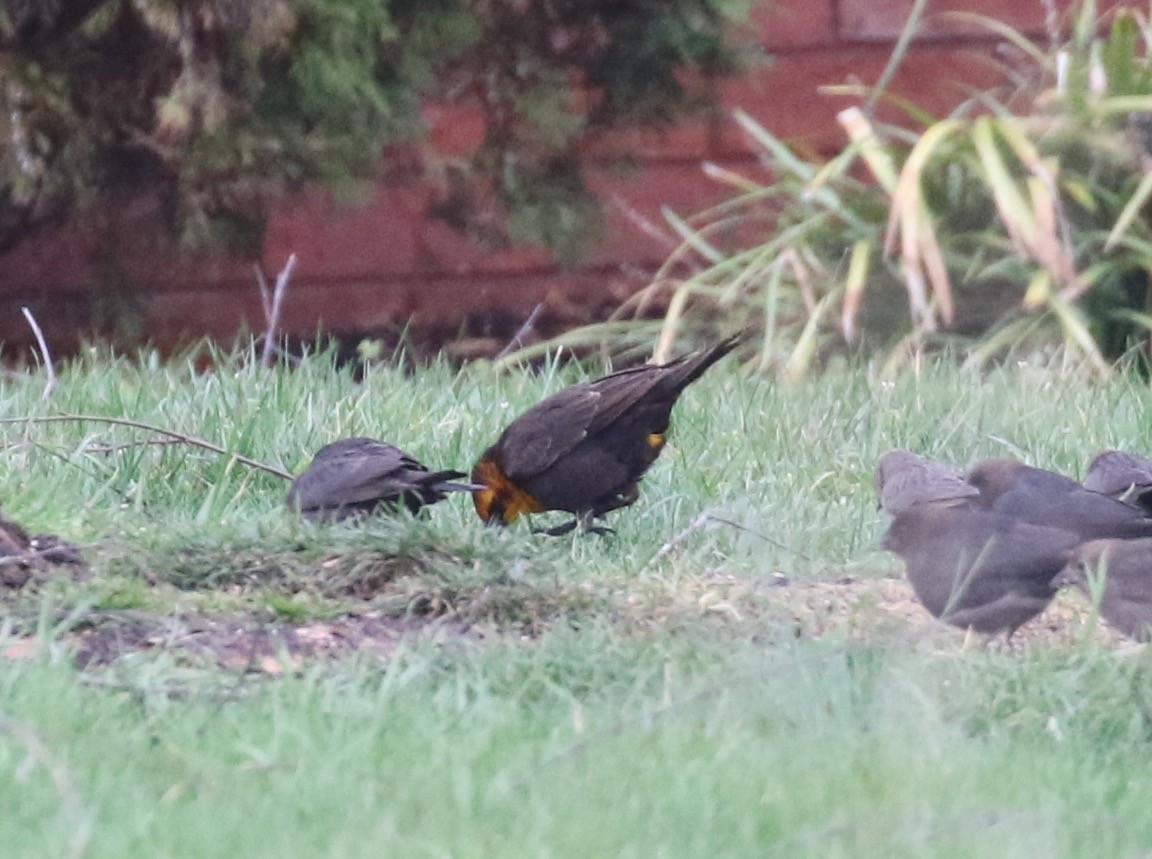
<box><xmin>714</xmin><ymin>44</ymin><xmax>1007</xmax><ymax>156</ymax></box>
<box><xmin>0</xmin><ymin>226</ymin><xmax>97</xmax><ymax>295</ymax></box>
<box><xmin>749</xmin><ymin>0</ymin><xmax>835</xmax><ymax>51</ymax></box>
<box><xmin>0</xmin><ymin>196</ymin><xmax>256</xmax><ymax>299</ymax></box>
<box><xmin>579</xmin><ymin>119</ymin><xmax>714</xmax><ymax>161</ymax></box>
<box><xmin>839</xmin><ymin>0</ymin><xmax>1139</xmax><ymax>42</ymax></box>
<box><xmin>262</xmin><ymin>183</ymin><xmax>426</xmax><ymax>281</ymax></box>
<box><xmin>584</xmin><ymin>161</ymin><xmax>743</xmax><ymax>266</ymax></box>
<box><xmin>414</xmin><ymin>219</ymin><xmax>555</xmax><ymax>276</ymax></box>
<box><xmin>137</xmin><ymin>268</ymin><xmax>644</xmax><ymax>343</ymax></box>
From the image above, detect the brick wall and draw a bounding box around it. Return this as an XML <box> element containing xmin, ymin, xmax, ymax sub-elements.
<box><xmin>0</xmin><ymin>1</ymin><xmax>1127</xmax><ymax>356</ymax></box>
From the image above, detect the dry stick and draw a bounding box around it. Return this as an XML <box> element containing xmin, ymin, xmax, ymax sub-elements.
<box><xmin>493</xmin><ymin>302</ymin><xmax>544</xmax><ymax>363</ymax></box>
<box><xmin>20</xmin><ymin>307</ymin><xmax>56</xmax><ymax>400</ymax></box>
<box><xmin>647</xmin><ymin>510</ymin><xmax>810</xmax><ymax>568</ymax></box>
<box><xmin>254</xmin><ymin>264</ymin><xmax>273</xmax><ymax>321</ymax></box>
<box><xmin>646</xmin><ymin>511</ymin><xmax>711</xmax><ymax>567</ymax></box>
<box><xmin>81</xmin><ymin>438</ymin><xmax>185</xmax><ymax>455</ymax></box>
<box><xmin>260</xmin><ymin>253</ymin><xmax>297</xmax><ymax>368</ymax></box>
<box><xmin>0</xmin><ymin>415</ymin><xmax>292</xmax><ymax>480</ymax></box>
<box><xmin>0</xmin><ymin>711</ymin><xmax>93</xmax><ymax>859</ymax></box>
<box><xmin>644</xmin><ymin>512</ymin><xmax>810</xmax><ymax>571</ymax></box>
<box><xmin>704</xmin><ymin>514</ymin><xmax>812</xmax><ymax>561</ymax></box>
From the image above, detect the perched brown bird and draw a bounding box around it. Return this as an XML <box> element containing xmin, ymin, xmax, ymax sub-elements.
<box><xmin>882</xmin><ymin>504</ymin><xmax>1082</xmax><ymax>636</ymax></box>
<box><xmin>1082</xmin><ymin>450</ymin><xmax>1152</xmax><ymax>515</ymax></box>
<box><xmin>1055</xmin><ymin>538</ymin><xmax>1152</xmax><ymax>641</ymax></box>
<box><xmin>966</xmin><ymin>457</ymin><xmax>1152</xmax><ymax>540</ymax></box>
<box><xmin>471</xmin><ymin>335</ymin><xmax>740</xmax><ymax>533</ymax></box>
<box><xmin>287</xmin><ymin>437</ymin><xmax>475</xmax><ymax>522</ymax></box>
<box><xmin>873</xmin><ymin>449</ymin><xmax>979</xmax><ymax>514</ymax></box>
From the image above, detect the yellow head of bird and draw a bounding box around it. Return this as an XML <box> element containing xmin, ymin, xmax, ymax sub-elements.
<box><xmin>471</xmin><ymin>457</ymin><xmax>545</xmax><ymax>525</ymax></box>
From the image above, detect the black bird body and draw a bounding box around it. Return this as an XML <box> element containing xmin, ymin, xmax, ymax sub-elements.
<box><xmin>873</xmin><ymin>449</ymin><xmax>979</xmax><ymax>515</ymax></box>
<box><xmin>967</xmin><ymin>458</ymin><xmax>1152</xmax><ymax>540</ymax></box>
<box><xmin>472</xmin><ymin>336</ymin><xmax>739</xmax><ymax>528</ymax></box>
<box><xmin>288</xmin><ymin>437</ymin><xmax>471</xmax><ymax>521</ymax></box>
<box><xmin>1055</xmin><ymin>538</ymin><xmax>1152</xmax><ymax>641</ymax></box>
<box><xmin>882</xmin><ymin>504</ymin><xmax>1082</xmax><ymax>636</ymax></box>
<box><xmin>1082</xmin><ymin>450</ymin><xmax>1152</xmax><ymax>515</ymax></box>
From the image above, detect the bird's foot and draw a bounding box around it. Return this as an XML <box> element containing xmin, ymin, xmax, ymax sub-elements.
<box><xmin>533</xmin><ymin>515</ymin><xmax>616</xmax><ymax>537</ymax></box>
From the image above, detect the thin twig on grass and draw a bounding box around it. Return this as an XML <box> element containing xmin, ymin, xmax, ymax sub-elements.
<box><xmin>81</xmin><ymin>438</ymin><xmax>185</xmax><ymax>455</ymax></box>
<box><xmin>646</xmin><ymin>511</ymin><xmax>711</xmax><ymax>567</ymax></box>
<box><xmin>493</xmin><ymin>302</ymin><xmax>545</xmax><ymax>363</ymax></box>
<box><xmin>644</xmin><ymin>512</ymin><xmax>810</xmax><ymax>570</ymax></box>
<box><xmin>0</xmin><ymin>415</ymin><xmax>292</xmax><ymax>480</ymax></box>
<box><xmin>21</xmin><ymin>307</ymin><xmax>56</xmax><ymax>400</ymax></box>
<box><xmin>705</xmin><ymin>514</ymin><xmax>811</xmax><ymax>560</ymax></box>
<box><xmin>259</xmin><ymin>254</ymin><xmax>297</xmax><ymax>368</ymax></box>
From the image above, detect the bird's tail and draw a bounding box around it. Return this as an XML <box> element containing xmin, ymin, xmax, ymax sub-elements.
<box><xmin>659</xmin><ymin>333</ymin><xmax>741</xmax><ymax>394</ymax></box>
<box><xmin>423</xmin><ymin>470</ymin><xmax>485</xmax><ymax>493</ymax></box>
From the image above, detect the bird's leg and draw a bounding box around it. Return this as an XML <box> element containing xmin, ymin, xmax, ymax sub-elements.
<box><xmin>578</xmin><ymin>510</ymin><xmax>616</xmax><ymax>537</ymax></box>
<box><xmin>533</xmin><ymin>511</ymin><xmax>616</xmax><ymax>537</ymax></box>
<box><xmin>535</xmin><ymin>520</ymin><xmax>579</xmax><ymax>537</ymax></box>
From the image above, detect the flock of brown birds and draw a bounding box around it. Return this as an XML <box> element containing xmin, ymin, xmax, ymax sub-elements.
<box><xmin>5</xmin><ymin>332</ymin><xmax>1150</xmax><ymax>648</ymax></box>
<box><xmin>876</xmin><ymin>449</ymin><xmax>1152</xmax><ymax>641</ymax></box>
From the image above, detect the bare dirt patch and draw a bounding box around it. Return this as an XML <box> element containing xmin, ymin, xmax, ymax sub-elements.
<box><xmin>652</xmin><ymin>569</ymin><xmax>1129</xmax><ymax>650</ymax></box>
<box><xmin>1</xmin><ymin>610</ymin><xmax>483</xmax><ymax>674</ymax></box>
<box><xmin>0</xmin><ymin>572</ymin><xmax>1131</xmax><ymax>675</ymax></box>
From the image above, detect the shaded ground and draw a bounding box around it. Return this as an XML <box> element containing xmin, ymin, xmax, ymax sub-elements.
<box><xmin>0</xmin><ymin>573</ymin><xmax>1128</xmax><ymax>676</ymax></box>
<box><xmin>2</xmin><ymin>610</ymin><xmax>482</xmax><ymax>673</ymax></box>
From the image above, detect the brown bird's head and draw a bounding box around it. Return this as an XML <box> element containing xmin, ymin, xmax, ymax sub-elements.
<box><xmin>873</xmin><ymin>450</ymin><xmax>920</xmax><ymax>499</ymax></box>
<box><xmin>965</xmin><ymin>457</ymin><xmax>1027</xmax><ymax>505</ymax></box>
<box><xmin>1053</xmin><ymin>540</ymin><xmax>1114</xmax><ymax>592</ymax></box>
<box><xmin>471</xmin><ymin>453</ymin><xmax>546</xmax><ymax>526</ymax></box>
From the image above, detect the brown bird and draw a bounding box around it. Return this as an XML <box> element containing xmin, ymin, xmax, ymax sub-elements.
<box><xmin>471</xmin><ymin>335</ymin><xmax>740</xmax><ymax>533</ymax></box>
<box><xmin>966</xmin><ymin>457</ymin><xmax>1152</xmax><ymax>540</ymax></box>
<box><xmin>882</xmin><ymin>504</ymin><xmax>1082</xmax><ymax>636</ymax></box>
<box><xmin>1082</xmin><ymin>450</ymin><xmax>1152</xmax><ymax>515</ymax></box>
<box><xmin>873</xmin><ymin>449</ymin><xmax>979</xmax><ymax>514</ymax></box>
<box><xmin>1055</xmin><ymin>538</ymin><xmax>1152</xmax><ymax>641</ymax></box>
<box><xmin>287</xmin><ymin>437</ymin><xmax>475</xmax><ymax>522</ymax></box>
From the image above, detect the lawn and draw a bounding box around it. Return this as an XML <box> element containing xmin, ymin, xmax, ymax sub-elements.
<box><xmin>2</xmin><ymin>345</ymin><xmax>1152</xmax><ymax>857</ymax></box>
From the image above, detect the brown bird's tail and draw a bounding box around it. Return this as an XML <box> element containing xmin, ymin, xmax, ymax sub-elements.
<box><xmin>654</xmin><ymin>333</ymin><xmax>741</xmax><ymax>396</ymax></box>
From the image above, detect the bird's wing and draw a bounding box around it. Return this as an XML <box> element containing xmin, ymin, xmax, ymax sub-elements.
<box><xmin>497</xmin><ymin>384</ymin><xmax>604</xmax><ymax>478</ymax></box>
<box><xmin>880</xmin><ymin>465</ymin><xmax>979</xmax><ymax>513</ymax></box>
<box><xmin>290</xmin><ymin>448</ymin><xmax>416</xmax><ymax>509</ymax></box>
<box><xmin>1084</xmin><ymin>453</ymin><xmax>1152</xmax><ymax>496</ymax></box>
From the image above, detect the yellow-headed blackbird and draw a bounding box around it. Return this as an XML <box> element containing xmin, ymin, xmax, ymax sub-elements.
<box><xmin>873</xmin><ymin>449</ymin><xmax>978</xmax><ymax>514</ymax></box>
<box><xmin>1082</xmin><ymin>450</ymin><xmax>1152</xmax><ymax>514</ymax></box>
<box><xmin>1056</xmin><ymin>538</ymin><xmax>1152</xmax><ymax>641</ymax></box>
<box><xmin>287</xmin><ymin>437</ymin><xmax>475</xmax><ymax>522</ymax></box>
<box><xmin>471</xmin><ymin>335</ymin><xmax>740</xmax><ymax>533</ymax></box>
<box><xmin>882</xmin><ymin>504</ymin><xmax>1081</xmax><ymax>637</ymax></box>
<box><xmin>967</xmin><ymin>457</ymin><xmax>1152</xmax><ymax>539</ymax></box>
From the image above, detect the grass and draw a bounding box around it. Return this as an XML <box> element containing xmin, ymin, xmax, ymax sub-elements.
<box><xmin>3</xmin><ymin>343</ymin><xmax>1152</xmax><ymax>856</ymax></box>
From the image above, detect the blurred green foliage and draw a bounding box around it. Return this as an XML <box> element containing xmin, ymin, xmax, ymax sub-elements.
<box><xmin>598</xmin><ymin>0</ymin><xmax>1152</xmax><ymax>379</ymax></box>
<box><xmin>0</xmin><ymin>0</ymin><xmax>754</xmax><ymax>261</ymax></box>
